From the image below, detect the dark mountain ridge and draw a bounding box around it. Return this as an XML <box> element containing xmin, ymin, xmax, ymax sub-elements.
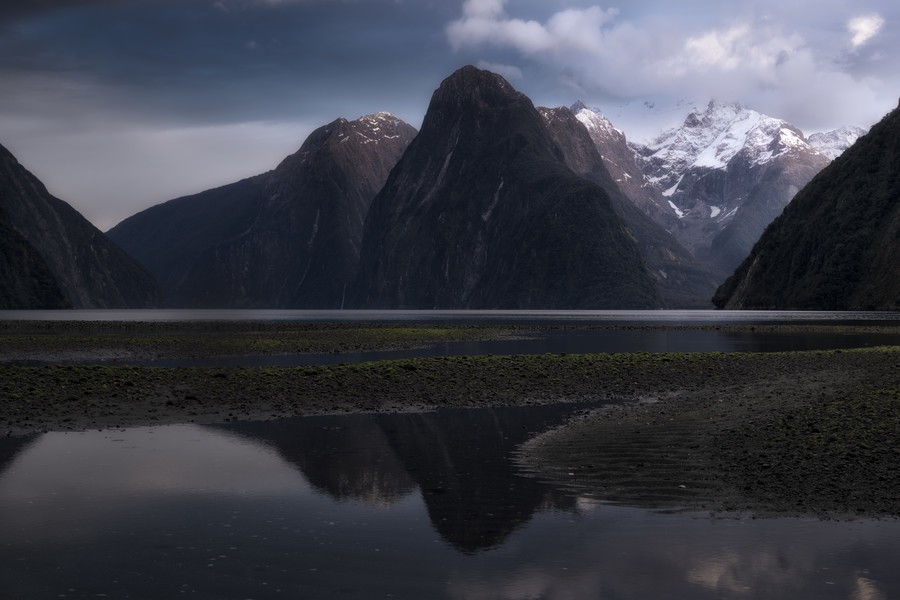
<box><xmin>0</xmin><ymin>143</ymin><xmax>159</xmax><ymax>309</ymax></box>
<box><xmin>109</xmin><ymin>114</ymin><xmax>417</xmax><ymax>308</ymax></box>
<box><xmin>351</xmin><ymin>66</ymin><xmax>661</xmax><ymax>309</ymax></box>
<box><xmin>713</xmin><ymin>103</ymin><xmax>900</xmax><ymax>310</ymax></box>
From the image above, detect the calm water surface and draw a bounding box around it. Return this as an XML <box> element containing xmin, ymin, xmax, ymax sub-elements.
<box><xmin>2</xmin><ymin>405</ymin><xmax>898</xmax><ymax>600</ymax></box>
<box><xmin>3</xmin><ymin>308</ymin><xmax>900</xmax><ymax>324</ymax></box>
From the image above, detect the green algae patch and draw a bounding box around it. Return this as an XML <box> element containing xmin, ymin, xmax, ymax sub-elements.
<box><xmin>0</xmin><ymin>322</ymin><xmax>530</xmax><ymax>363</ymax></box>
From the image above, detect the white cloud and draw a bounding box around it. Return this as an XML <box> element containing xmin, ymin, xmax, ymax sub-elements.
<box><xmin>447</xmin><ymin>2</ymin><xmax>617</xmax><ymax>57</ymax></box>
<box><xmin>444</xmin><ymin>2</ymin><xmax>897</xmax><ymax>134</ymax></box>
<box><xmin>663</xmin><ymin>24</ymin><xmax>805</xmax><ymax>88</ymax></box>
<box><xmin>848</xmin><ymin>14</ymin><xmax>885</xmax><ymax>48</ymax></box>
<box><xmin>476</xmin><ymin>60</ymin><xmax>523</xmax><ymax>81</ymax></box>
<box><xmin>462</xmin><ymin>0</ymin><xmax>506</xmax><ymax>19</ymax></box>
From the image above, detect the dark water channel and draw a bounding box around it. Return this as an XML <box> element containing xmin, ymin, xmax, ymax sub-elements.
<box><xmin>2</xmin><ymin>404</ymin><xmax>899</xmax><ymax>599</ymax></box>
<box><xmin>136</xmin><ymin>327</ymin><xmax>900</xmax><ymax>368</ymax></box>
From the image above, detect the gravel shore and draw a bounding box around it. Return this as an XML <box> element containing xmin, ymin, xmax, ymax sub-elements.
<box><xmin>517</xmin><ymin>347</ymin><xmax>900</xmax><ymax>518</ymax></box>
<box><xmin>1</xmin><ymin>321</ymin><xmax>898</xmax><ymax>518</ymax></box>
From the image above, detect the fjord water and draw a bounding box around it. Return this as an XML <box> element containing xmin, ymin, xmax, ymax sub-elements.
<box><xmin>3</xmin><ymin>310</ymin><xmax>900</xmax><ymax>598</ymax></box>
<box><xmin>2</xmin><ymin>406</ymin><xmax>899</xmax><ymax>599</ymax></box>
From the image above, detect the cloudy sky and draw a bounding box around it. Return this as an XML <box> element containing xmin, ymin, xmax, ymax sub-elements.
<box><xmin>1</xmin><ymin>0</ymin><xmax>896</xmax><ymax>230</ymax></box>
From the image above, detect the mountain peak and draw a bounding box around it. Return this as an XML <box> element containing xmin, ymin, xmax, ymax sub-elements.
<box><xmin>352</xmin><ymin>67</ymin><xmax>662</xmax><ymax>309</ymax></box>
<box><xmin>431</xmin><ymin>65</ymin><xmax>525</xmax><ymax>109</ymax></box>
<box><xmin>570</xmin><ymin>100</ymin><xmax>590</xmax><ymax>113</ymax></box>
<box><xmin>808</xmin><ymin>126</ymin><xmax>868</xmax><ymax>160</ymax></box>
<box><xmin>570</xmin><ymin>102</ymin><xmax>622</xmax><ymax>141</ymax></box>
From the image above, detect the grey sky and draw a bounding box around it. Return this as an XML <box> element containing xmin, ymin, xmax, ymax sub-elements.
<box><xmin>1</xmin><ymin>0</ymin><xmax>896</xmax><ymax>230</ymax></box>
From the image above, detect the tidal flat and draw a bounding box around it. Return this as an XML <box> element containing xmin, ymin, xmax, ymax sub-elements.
<box><xmin>1</xmin><ymin>320</ymin><xmax>898</xmax><ymax>519</ymax></box>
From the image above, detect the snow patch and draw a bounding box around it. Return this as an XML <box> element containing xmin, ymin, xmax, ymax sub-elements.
<box><xmin>692</xmin><ymin>110</ymin><xmax>762</xmax><ymax>169</ymax></box>
<box><xmin>721</xmin><ymin>206</ymin><xmax>739</xmax><ymax>221</ymax></box>
<box><xmin>307</xmin><ymin>209</ymin><xmax>320</xmax><ymax>248</ymax></box>
<box><xmin>667</xmin><ymin>200</ymin><xmax>686</xmax><ymax>219</ymax></box>
<box><xmin>481</xmin><ymin>178</ymin><xmax>505</xmax><ymax>222</ymax></box>
<box><xmin>662</xmin><ymin>175</ymin><xmax>684</xmax><ymax>197</ymax></box>
<box><xmin>709</xmin><ymin>205</ymin><xmax>721</xmax><ymax>218</ymax></box>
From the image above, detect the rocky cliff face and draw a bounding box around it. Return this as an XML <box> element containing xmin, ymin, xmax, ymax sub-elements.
<box><xmin>352</xmin><ymin>66</ymin><xmax>661</xmax><ymax>309</ymax></box>
<box><xmin>0</xmin><ymin>143</ymin><xmax>160</xmax><ymax>309</ymax></box>
<box><xmin>713</xmin><ymin>105</ymin><xmax>900</xmax><ymax>310</ymax></box>
<box><xmin>110</xmin><ymin>114</ymin><xmax>416</xmax><ymax>308</ymax></box>
<box><xmin>538</xmin><ymin>106</ymin><xmax>719</xmax><ymax>307</ymax></box>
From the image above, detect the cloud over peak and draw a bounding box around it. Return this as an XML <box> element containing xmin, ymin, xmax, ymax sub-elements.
<box><xmin>848</xmin><ymin>14</ymin><xmax>885</xmax><ymax>48</ymax></box>
<box><xmin>444</xmin><ymin>1</ymin><xmax>897</xmax><ymax>133</ymax></box>
<box><xmin>447</xmin><ymin>1</ymin><xmax>619</xmax><ymax>56</ymax></box>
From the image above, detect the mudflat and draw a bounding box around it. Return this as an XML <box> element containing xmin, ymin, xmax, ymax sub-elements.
<box><xmin>1</xmin><ymin>320</ymin><xmax>898</xmax><ymax>519</ymax></box>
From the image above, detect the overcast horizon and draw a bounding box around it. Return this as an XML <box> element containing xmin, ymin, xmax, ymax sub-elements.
<box><xmin>1</xmin><ymin>0</ymin><xmax>897</xmax><ymax>231</ymax></box>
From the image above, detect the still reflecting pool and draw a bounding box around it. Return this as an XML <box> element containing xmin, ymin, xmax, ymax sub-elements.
<box><xmin>1</xmin><ymin>405</ymin><xmax>898</xmax><ymax>599</ymax></box>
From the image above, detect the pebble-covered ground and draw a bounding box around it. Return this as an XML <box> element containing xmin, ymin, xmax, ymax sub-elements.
<box><xmin>518</xmin><ymin>347</ymin><xmax>900</xmax><ymax>519</ymax></box>
<box><xmin>1</xmin><ymin>321</ymin><xmax>898</xmax><ymax>519</ymax></box>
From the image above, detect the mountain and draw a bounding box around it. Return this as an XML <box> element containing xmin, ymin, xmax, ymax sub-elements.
<box><xmin>0</xmin><ymin>143</ymin><xmax>159</xmax><ymax>309</ymax></box>
<box><xmin>713</xmin><ymin>104</ymin><xmax>900</xmax><ymax>310</ymax></box>
<box><xmin>808</xmin><ymin>126</ymin><xmax>868</xmax><ymax>161</ymax></box>
<box><xmin>351</xmin><ymin>66</ymin><xmax>661</xmax><ymax>309</ymax></box>
<box><xmin>631</xmin><ymin>101</ymin><xmax>832</xmax><ymax>276</ymax></box>
<box><xmin>109</xmin><ymin>113</ymin><xmax>416</xmax><ymax>308</ymax></box>
<box><xmin>538</xmin><ymin>106</ymin><xmax>719</xmax><ymax>307</ymax></box>
<box><xmin>570</xmin><ymin>101</ymin><xmax>674</xmax><ymax>228</ymax></box>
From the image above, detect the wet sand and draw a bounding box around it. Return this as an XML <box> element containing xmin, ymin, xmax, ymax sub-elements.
<box><xmin>1</xmin><ymin>321</ymin><xmax>898</xmax><ymax>518</ymax></box>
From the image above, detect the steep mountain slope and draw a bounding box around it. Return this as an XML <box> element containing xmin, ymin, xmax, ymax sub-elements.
<box><xmin>0</xmin><ymin>208</ymin><xmax>68</xmax><ymax>309</ymax></box>
<box><xmin>538</xmin><ymin>106</ymin><xmax>719</xmax><ymax>307</ymax></box>
<box><xmin>713</xmin><ymin>104</ymin><xmax>900</xmax><ymax>310</ymax></box>
<box><xmin>0</xmin><ymin>143</ymin><xmax>160</xmax><ymax>309</ymax></box>
<box><xmin>352</xmin><ymin>66</ymin><xmax>661</xmax><ymax>309</ymax></box>
<box><xmin>570</xmin><ymin>102</ymin><xmax>674</xmax><ymax>228</ymax></box>
<box><xmin>632</xmin><ymin>102</ymin><xmax>831</xmax><ymax>276</ymax></box>
<box><xmin>110</xmin><ymin>114</ymin><xmax>416</xmax><ymax>308</ymax></box>
<box><xmin>108</xmin><ymin>175</ymin><xmax>268</xmax><ymax>306</ymax></box>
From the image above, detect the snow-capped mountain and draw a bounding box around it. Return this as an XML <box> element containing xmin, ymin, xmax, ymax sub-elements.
<box><xmin>625</xmin><ymin>101</ymin><xmax>831</xmax><ymax>275</ymax></box>
<box><xmin>808</xmin><ymin>126</ymin><xmax>868</xmax><ymax>161</ymax></box>
<box><xmin>572</xmin><ymin>100</ymin><xmax>865</xmax><ymax>277</ymax></box>
<box><xmin>635</xmin><ymin>101</ymin><xmax>816</xmax><ymax>196</ymax></box>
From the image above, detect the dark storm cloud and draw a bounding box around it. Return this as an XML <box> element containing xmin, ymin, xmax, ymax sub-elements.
<box><xmin>0</xmin><ymin>0</ymin><xmax>460</xmax><ymax>126</ymax></box>
<box><xmin>0</xmin><ymin>0</ymin><xmax>473</xmax><ymax>229</ymax></box>
<box><xmin>0</xmin><ymin>0</ymin><xmax>127</xmax><ymax>22</ymax></box>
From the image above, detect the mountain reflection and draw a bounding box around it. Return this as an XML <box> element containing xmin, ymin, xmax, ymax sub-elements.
<box><xmin>217</xmin><ymin>404</ymin><xmax>581</xmax><ymax>553</ymax></box>
<box><xmin>0</xmin><ymin>434</ymin><xmax>38</xmax><ymax>476</ymax></box>
<box><xmin>215</xmin><ymin>414</ymin><xmax>417</xmax><ymax>506</ymax></box>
